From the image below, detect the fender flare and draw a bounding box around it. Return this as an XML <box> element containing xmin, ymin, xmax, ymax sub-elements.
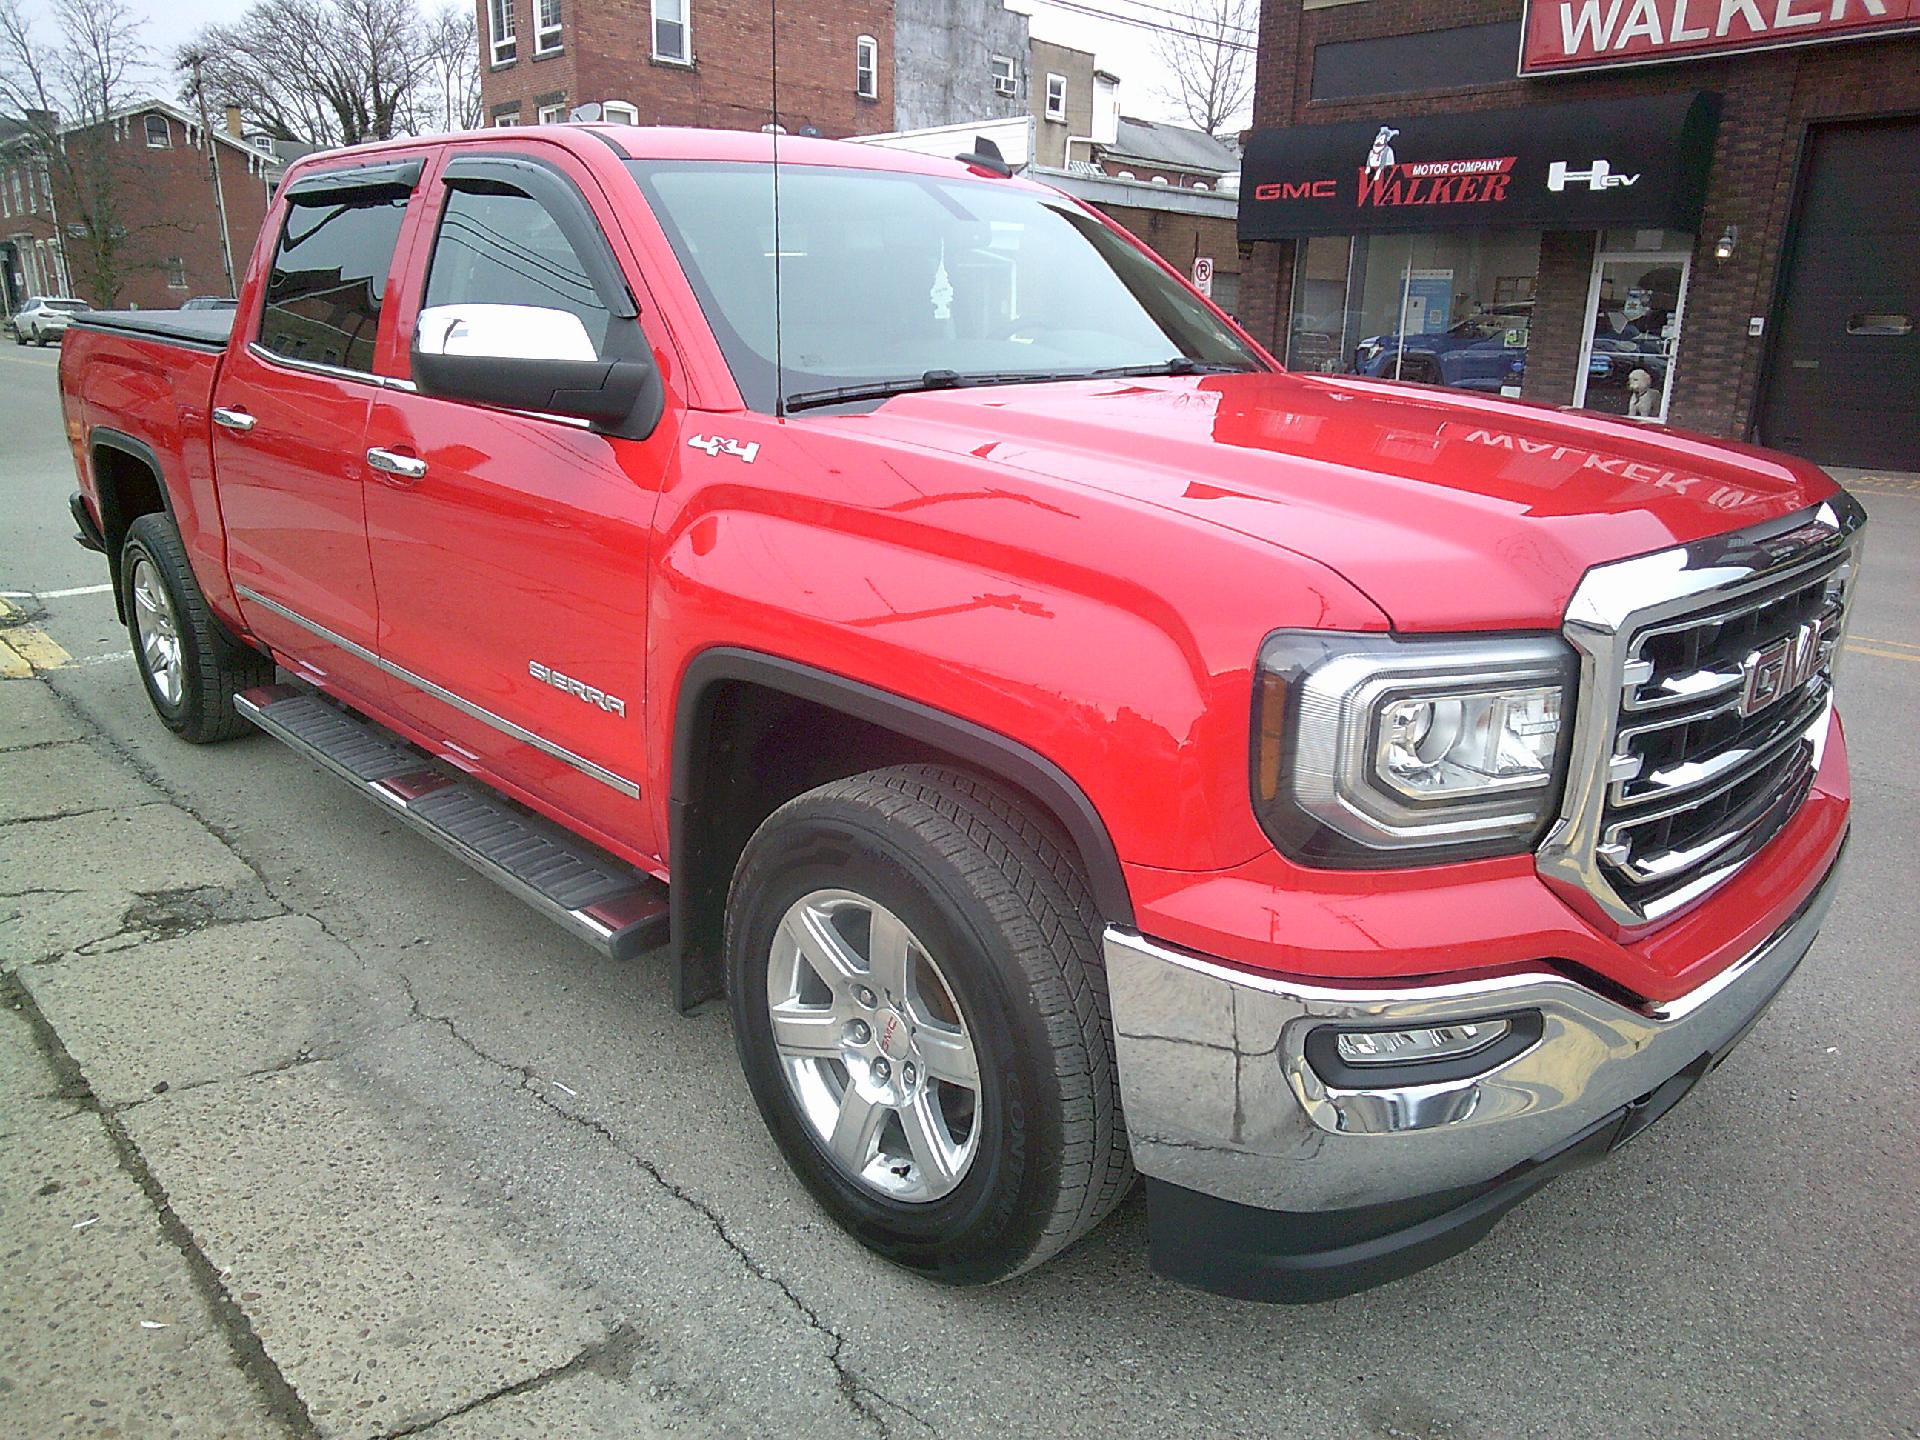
<box><xmin>87</xmin><ymin>428</ymin><xmax>176</xmax><ymax>617</ymax></box>
<box><xmin>668</xmin><ymin>647</ymin><xmax>1136</xmax><ymax>1010</ymax></box>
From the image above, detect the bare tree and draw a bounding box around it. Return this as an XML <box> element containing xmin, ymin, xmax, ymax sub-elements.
<box><xmin>179</xmin><ymin>0</ymin><xmax>438</xmax><ymax>149</ymax></box>
<box><xmin>415</xmin><ymin>5</ymin><xmax>481</xmax><ymax>134</ymax></box>
<box><xmin>1151</xmin><ymin>0</ymin><xmax>1256</xmax><ymax>139</ymax></box>
<box><xmin>0</xmin><ymin>0</ymin><xmax>171</xmax><ymax>306</ymax></box>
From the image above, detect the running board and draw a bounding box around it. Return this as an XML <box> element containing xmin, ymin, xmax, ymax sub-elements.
<box><xmin>234</xmin><ymin>685</ymin><xmax>668</xmax><ymax>960</ymax></box>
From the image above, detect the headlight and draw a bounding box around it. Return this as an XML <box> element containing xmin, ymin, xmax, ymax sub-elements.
<box><xmin>1251</xmin><ymin>631</ymin><xmax>1577</xmax><ymax>866</ymax></box>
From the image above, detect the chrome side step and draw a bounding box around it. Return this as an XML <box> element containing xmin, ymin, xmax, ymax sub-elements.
<box><xmin>235</xmin><ymin>685</ymin><xmax>668</xmax><ymax>960</ymax></box>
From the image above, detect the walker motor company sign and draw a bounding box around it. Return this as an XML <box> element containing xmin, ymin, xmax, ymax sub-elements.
<box><xmin>1239</xmin><ymin>93</ymin><xmax>1720</xmax><ymax>240</ymax></box>
<box><xmin>1521</xmin><ymin>0</ymin><xmax>1920</xmax><ymax>74</ymax></box>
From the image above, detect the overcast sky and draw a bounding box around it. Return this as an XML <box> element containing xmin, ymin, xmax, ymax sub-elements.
<box><xmin>26</xmin><ymin>0</ymin><xmax>1218</xmax><ymax>130</ymax></box>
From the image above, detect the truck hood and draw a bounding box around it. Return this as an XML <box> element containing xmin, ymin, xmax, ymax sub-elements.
<box><xmin>826</xmin><ymin>370</ymin><xmax>1842</xmax><ymax>630</ymax></box>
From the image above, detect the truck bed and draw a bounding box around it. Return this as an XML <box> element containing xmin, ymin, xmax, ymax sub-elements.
<box><xmin>69</xmin><ymin>308</ymin><xmax>234</xmax><ymax>352</ymax></box>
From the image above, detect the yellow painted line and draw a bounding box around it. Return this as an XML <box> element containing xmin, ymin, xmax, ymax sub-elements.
<box><xmin>1851</xmin><ymin>634</ymin><xmax>1920</xmax><ymax>653</ymax></box>
<box><xmin>0</xmin><ymin>353</ymin><xmax>59</xmax><ymax>369</ymax></box>
<box><xmin>1848</xmin><ymin>644</ymin><xmax>1920</xmax><ymax>664</ymax></box>
<box><xmin>0</xmin><ymin>598</ymin><xmax>73</xmax><ymax>677</ymax></box>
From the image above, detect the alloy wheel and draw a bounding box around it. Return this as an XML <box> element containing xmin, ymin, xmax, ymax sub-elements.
<box><xmin>766</xmin><ymin>888</ymin><xmax>983</xmax><ymax>1202</ymax></box>
<box><xmin>130</xmin><ymin>557</ymin><xmax>184</xmax><ymax>706</ymax></box>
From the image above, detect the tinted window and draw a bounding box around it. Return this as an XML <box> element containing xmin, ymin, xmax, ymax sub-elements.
<box><xmin>422</xmin><ymin>186</ymin><xmax>610</xmax><ymax>353</ymax></box>
<box><xmin>1311</xmin><ymin>22</ymin><xmax>1521</xmax><ymax>102</ymax></box>
<box><xmin>629</xmin><ymin>161</ymin><xmax>1260</xmax><ymax>412</ymax></box>
<box><xmin>258</xmin><ymin>194</ymin><xmax>408</xmax><ymax>372</ymax></box>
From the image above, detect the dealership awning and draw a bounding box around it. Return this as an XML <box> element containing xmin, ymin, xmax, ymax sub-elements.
<box><xmin>1238</xmin><ymin>92</ymin><xmax>1720</xmax><ymax>240</ymax></box>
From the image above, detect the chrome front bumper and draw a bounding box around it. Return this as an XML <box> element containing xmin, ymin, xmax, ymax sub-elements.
<box><xmin>1105</xmin><ymin>849</ymin><xmax>1842</xmax><ymax>1218</ymax></box>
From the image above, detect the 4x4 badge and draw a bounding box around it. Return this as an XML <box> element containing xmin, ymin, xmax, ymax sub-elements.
<box><xmin>687</xmin><ymin>434</ymin><xmax>759</xmax><ymax>464</ymax></box>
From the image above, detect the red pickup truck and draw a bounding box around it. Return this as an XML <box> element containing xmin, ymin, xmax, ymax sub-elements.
<box><xmin>59</xmin><ymin>125</ymin><xmax>1861</xmax><ymax>1302</ymax></box>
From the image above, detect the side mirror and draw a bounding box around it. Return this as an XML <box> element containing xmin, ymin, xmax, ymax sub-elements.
<box><xmin>410</xmin><ymin>302</ymin><xmax>664</xmax><ymax>438</ymax></box>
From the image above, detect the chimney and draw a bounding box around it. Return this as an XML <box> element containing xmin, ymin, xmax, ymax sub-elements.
<box><xmin>225</xmin><ymin>105</ymin><xmax>243</xmax><ymax>138</ymax></box>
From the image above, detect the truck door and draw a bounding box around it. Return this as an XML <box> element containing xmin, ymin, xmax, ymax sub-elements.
<box><xmin>360</xmin><ymin>147</ymin><xmax>673</xmax><ymax>865</ymax></box>
<box><xmin>213</xmin><ymin>158</ymin><xmax>426</xmax><ymax>707</ymax></box>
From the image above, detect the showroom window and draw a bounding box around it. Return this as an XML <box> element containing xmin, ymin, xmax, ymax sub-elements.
<box><xmin>1287</xmin><ymin>230</ymin><xmax>1541</xmax><ymax>397</ymax></box>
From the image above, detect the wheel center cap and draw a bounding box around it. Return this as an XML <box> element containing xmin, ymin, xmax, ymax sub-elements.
<box><xmin>876</xmin><ymin>1009</ymin><xmax>910</xmax><ymax>1061</ymax></box>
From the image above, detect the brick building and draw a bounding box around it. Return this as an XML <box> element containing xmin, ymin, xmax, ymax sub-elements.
<box><xmin>1237</xmin><ymin>0</ymin><xmax>1920</xmax><ymax>470</ymax></box>
<box><xmin>1</xmin><ymin>101</ymin><xmax>280</xmax><ymax>314</ymax></box>
<box><xmin>476</xmin><ymin>0</ymin><xmax>1024</xmax><ymax>137</ymax></box>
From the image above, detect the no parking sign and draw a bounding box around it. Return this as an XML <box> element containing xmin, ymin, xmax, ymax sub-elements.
<box><xmin>1191</xmin><ymin>256</ymin><xmax>1214</xmax><ymax>297</ymax></box>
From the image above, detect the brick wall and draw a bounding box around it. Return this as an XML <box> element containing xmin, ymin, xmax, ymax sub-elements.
<box><xmin>5</xmin><ymin>110</ymin><xmax>275</xmax><ymax>311</ymax></box>
<box><xmin>480</xmin><ymin>0</ymin><xmax>895</xmax><ymax>138</ymax></box>
<box><xmin>1246</xmin><ymin>0</ymin><xmax>1920</xmax><ymax>441</ymax></box>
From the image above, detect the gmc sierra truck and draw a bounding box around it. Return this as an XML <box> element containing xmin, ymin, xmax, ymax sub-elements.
<box><xmin>58</xmin><ymin>126</ymin><xmax>1861</xmax><ymax>1302</ymax></box>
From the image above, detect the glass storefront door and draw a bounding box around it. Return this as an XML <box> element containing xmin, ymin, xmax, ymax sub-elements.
<box><xmin>1577</xmin><ymin>235</ymin><xmax>1693</xmax><ymax>422</ymax></box>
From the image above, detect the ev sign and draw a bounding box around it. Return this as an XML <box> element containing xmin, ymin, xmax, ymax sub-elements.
<box><xmin>1192</xmin><ymin>256</ymin><xmax>1215</xmax><ymax>297</ymax></box>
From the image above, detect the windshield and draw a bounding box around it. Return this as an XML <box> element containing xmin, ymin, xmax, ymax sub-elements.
<box><xmin>627</xmin><ymin>161</ymin><xmax>1263</xmax><ymax>412</ymax></box>
<box><xmin>47</xmin><ymin>300</ymin><xmax>90</xmax><ymax>312</ymax></box>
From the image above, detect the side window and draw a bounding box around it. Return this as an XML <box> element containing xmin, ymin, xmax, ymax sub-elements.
<box><xmin>422</xmin><ymin>185</ymin><xmax>611</xmax><ymax>354</ymax></box>
<box><xmin>258</xmin><ymin>193</ymin><xmax>409</xmax><ymax>372</ymax></box>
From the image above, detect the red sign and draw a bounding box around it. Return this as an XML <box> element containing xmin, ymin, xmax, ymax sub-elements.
<box><xmin>1520</xmin><ymin>0</ymin><xmax>1920</xmax><ymax>74</ymax></box>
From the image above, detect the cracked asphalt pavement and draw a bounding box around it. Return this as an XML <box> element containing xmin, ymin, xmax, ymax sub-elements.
<box><xmin>3</xmin><ymin>341</ymin><xmax>1918</xmax><ymax>1439</ymax></box>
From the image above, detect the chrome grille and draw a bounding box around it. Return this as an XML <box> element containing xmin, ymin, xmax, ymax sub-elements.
<box><xmin>1540</xmin><ymin>496</ymin><xmax>1866</xmax><ymax>927</ymax></box>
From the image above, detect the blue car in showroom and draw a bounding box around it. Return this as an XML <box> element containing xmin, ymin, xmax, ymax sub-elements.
<box><xmin>1352</xmin><ymin>307</ymin><xmax>1532</xmax><ymax>392</ymax></box>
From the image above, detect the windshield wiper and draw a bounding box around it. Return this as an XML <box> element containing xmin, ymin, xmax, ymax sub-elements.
<box><xmin>782</xmin><ymin>368</ymin><xmax>1103</xmax><ymax>413</ymax></box>
<box><xmin>1085</xmin><ymin>358</ymin><xmax>1258</xmax><ymax>378</ymax></box>
<box><xmin>781</xmin><ymin>359</ymin><xmax>1256</xmax><ymax>413</ymax></box>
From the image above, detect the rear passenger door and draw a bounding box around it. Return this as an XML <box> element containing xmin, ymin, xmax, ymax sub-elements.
<box><xmin>215</xmin><ymin>158</ymin><xmax>424</xmax><ymax>708</ymax></box>
<box><xmin>361</xmin><ymin>146</ymin><xmax>675</xmax><ymax>864</ymax></box>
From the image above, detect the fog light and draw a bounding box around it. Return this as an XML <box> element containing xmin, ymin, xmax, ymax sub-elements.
<box><xmin>1333</xmin><ymin>1020</ymin><xmax>1510</xmax><ymax>1067</ymax></box>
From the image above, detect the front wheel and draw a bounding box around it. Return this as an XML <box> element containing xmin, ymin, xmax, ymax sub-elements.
<box><xmin>727</xmin><ymin>765</ymin><xmax>1133</xmax><ymax>1285</ymax></box>
<box><xmin>121</xmin><ymin>513</ymin><xmax>274</xmax><ymax>742</ymax></box>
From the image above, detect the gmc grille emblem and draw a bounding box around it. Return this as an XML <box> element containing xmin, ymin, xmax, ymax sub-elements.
<box><xmin>1738</xmin><ymin>615</ymin><xmax>1834</xmax><ymax>718</ymax></box>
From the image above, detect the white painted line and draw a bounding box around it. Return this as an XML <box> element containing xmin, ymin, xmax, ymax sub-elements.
<box><xmin>0</xmin><ymin>583</ymin><xmax>113</xmax><ymax>599</ymax></box>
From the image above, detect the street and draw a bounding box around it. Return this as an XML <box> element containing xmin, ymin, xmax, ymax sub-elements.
<box><xmin>3</xmin><ymin>336</ymin><xmax>1917</xmax><ymax>1439</ymax></box>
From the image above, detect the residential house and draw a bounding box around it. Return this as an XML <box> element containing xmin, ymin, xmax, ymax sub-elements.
<box><xmin>1</xmin><ymin>99</ymin><xmax>282</xmax><ymax>313</ymax></box>
<box><xmin>477</xmin><ymin>0</ymin><xmax>1029</xmax><ymax>137</ymax></box>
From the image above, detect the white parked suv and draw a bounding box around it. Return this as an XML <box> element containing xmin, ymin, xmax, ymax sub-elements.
<box><xmin>11</xmin><ymin>296</ymin><xmax>90</xmax><ymax>345</ymax></box>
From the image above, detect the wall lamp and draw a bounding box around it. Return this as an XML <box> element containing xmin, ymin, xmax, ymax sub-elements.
<box><xmin>1713</xmin><ymin>224</ymin><xmax>1739</xmax><ymax>262</ymax></box>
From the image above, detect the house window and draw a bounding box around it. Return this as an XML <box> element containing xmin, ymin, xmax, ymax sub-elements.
<box><xmin>537</xmin><ymin>102</ymin><xmax>566</xmax><ymax>124</ymax></box>
<box><xmin>1045</xmin><ymin>73</ymin><xmax>1066</xmax><ymax>121</ymax></box>
<box><xmin>652</xmin><ymin>0</ymin><xmax>690</xmax><ymax>64</ymax></box>
<box><xmin>145</xmin><ymin>115</ymin><xmax>171</xmax><ymax>148</ymax></box>
<box><xmin>488</xmin><ymin>0</ymin><xmax>517</xmax><ymax>65</ymax></box>
<box><xmin>855</xmin><ymin>35</ymin><xmax>878</xmax><ymax>99</ymax></box>
<box><xmin>534</xmin><ymin>0</ymin><xmax>562</xmax><ymax>54</ymax></box>
<box><xmin>601</xmin><ymin>101</ymin><xmax>639</xmax><ymax>124</ymax></box>
<box><xmin>493</xmin><ymin>108</ymin><xmax>521</xmax><ymax>127</ymax></box>
<box><xmin>165</xmin><ymin>256</ymin><xmax>188</xmax><ymax>290</ymax></box>
<box><xmin>990</xmin><ymin>55</ymin><xmax>1017</xmax><ymax>98</ymax></box>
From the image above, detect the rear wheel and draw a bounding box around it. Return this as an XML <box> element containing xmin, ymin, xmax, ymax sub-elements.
<box><xmin>727</xmin><ymin>764</ymin><xmax>1133</xmax><ymax>1284</ymax></box>
<box><xmin>121</xmin><ymin>513</ymin><xmax>274</xmax><ymax>742</ymax></box>
<box><xmin>34</xmin><ymin>329</ymin><xmax>48</xmax><ymax>347</ymax></box>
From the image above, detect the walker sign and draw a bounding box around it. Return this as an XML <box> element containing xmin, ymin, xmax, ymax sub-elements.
<box><xmin>1520</xmin><ymin>0</ymin><xmax>1919</xmax><ymax>74</ymax></box>
<box><xmin>1239</xmin><ymin>93</ymin><xmax>1720</xmax><ymax>239</ymax></box>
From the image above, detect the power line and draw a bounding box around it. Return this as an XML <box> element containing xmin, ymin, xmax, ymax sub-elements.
<box><xmin>1021</xmin><ymin>0</ymin><xmax>1258</xmax><ymax>48</ymax></box>
<box><xmin>1052</xmin><ymin>0</ymin><xmax>1258</xmax><ymax>39</ymax></box>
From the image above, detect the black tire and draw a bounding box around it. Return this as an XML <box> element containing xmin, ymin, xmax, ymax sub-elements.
<box><xmin>727</xmin><ymin>764</ymin><xmax>1133</xmax><ymax>1285</ymax></box>
<box><xmin>120</xmin><ymin>512</ymin><xmax>274</xmax><ymax>743</ymax></box>
<box><xmin>34</xmin><ymin>332</ymin><xmax>48</xmax><ymax>347</ymax></box>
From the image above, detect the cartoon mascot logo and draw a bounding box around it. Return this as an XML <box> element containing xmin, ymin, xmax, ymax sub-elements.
<box><xmin>1365</xmin><ymin>126</ymin><xmax>1400</xmax><ymax>174</ymax></box>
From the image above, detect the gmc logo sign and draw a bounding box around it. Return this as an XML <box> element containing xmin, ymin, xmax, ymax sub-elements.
<box><xmin>1254</xmin><ymin>179</ymin><xmax>1337</xmax><ymax>201</ymax></box>
<box><xmin>1738</xmin><ymin>615</ymin><xmax>1836</xmax><ymax>718</ymax></box>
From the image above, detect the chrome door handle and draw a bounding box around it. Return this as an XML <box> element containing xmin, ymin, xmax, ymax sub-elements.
<box><xmin>365</xmin><ymin>447</ymin><xmax>428</xmax><ymax>481</ymax></box>
<box><xmin>212</xmin><ymin>406</ymin><xmax>256</xmax><ymax>432</ymax></box>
